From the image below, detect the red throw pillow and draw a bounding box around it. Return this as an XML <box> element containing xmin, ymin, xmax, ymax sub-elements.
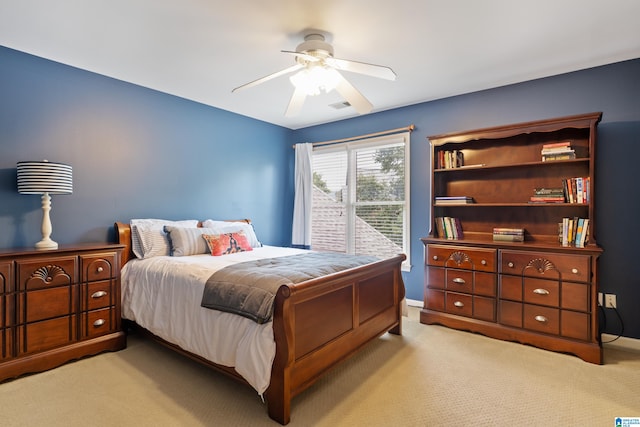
<box><xmin>202</xmin><ymin>232</ymin><xmax>253</xmax><ymax>256</ymax></box>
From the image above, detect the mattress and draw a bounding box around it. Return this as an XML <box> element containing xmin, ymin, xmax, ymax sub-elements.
<box><xmin>120</xmin><ymin>245</ymin><xmax>309</xmax><ymax>395</ymax></box>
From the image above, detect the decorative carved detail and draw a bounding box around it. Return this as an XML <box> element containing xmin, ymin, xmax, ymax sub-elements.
<box><xmin>524</xmin><ymin>258</ymin><xmax>557</xmax><ymax>275</ymax></box>
<box><xmin>30</xmin><ymin>265</ymin><xmax>71</xmax><ymax>284</ymax></box>
<box><xmin>448</xmin><ymin>251</ymin><xmax>472</xmax><ymax>266</ymax></box>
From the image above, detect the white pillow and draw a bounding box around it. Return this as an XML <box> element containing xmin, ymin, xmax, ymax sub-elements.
<box><xmin>130</xmin><ymin>219</ymin><xmax>199</xmax><ymax>259</ymax></box>
<box><xmin>164</xmin><ymin>226</ymin><xmax>218</xmax><ymax>256</ymax></box>
<box><xmin>201</xmin><ymin>220</ymin><xmax>262</xmax><ymax>248</ymax></box>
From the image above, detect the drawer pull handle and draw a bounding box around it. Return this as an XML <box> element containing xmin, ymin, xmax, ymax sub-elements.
<box><xmin>534</xmin><ymin>315</ymin><xmax>548</xmax><ymax>323</ymax></box>
<box><xmin>452</xmin><ymin>278</ymin><xmax>466</xmax><ymax>284</ymax></box>
<box><xmin>91</xmin><ymin>291</ymin><xmax>108</xmax><ymax>299</ymax></box>
<box><xmin>97</xmin><ymin>266</ymin><xmax>104</xmax><ymax>273</ymax></box>
<box><xmin>453</xmin><ymin>301</ymin><xmax>464</xmax><ymax>308</ymax></box>
<box><xmin>507</xmin><ymin>262</ymin><xmax>514</xmax><ymax>268</ymax></box>
<box><xmin>93</xmin><ymin>319</ymin><xmax>105</xmax><ymax>327</ymax></box>
<box><xmin>571</xmin><ymin>268</ymin><xmax>578</xmax><ymax>274</ymax></box>
<box><xmin>533</xmin><ymin>288</ymin><xmax>550</xmax><ymax>295</ymax></box>
<box><xmin>481</xmin><ymin>259</ymin><xmax>487</xmax><ymax>265</ymax></box>
<box><xmin>433</xmin><ymin>255</ymin><xmax>439</xmax><ymax>261</ymax></box>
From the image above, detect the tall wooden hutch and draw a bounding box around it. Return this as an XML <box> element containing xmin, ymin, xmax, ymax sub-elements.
<box><xmin>421</xmin><ymin>112</ymin><xmax>603</xmax><ymax>364</ymax></box>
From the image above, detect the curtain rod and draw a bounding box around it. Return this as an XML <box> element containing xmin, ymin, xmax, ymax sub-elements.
<box><xmin>292</xmin><ymin>124</ymin><xmax>415</xmax><ymax>149</ymax></box>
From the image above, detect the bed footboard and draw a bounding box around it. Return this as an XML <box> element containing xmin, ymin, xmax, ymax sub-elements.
<box><xmin>266</xmin><ymin>253</ymin><xmax>406</xmax><ymax>424</ymax></box>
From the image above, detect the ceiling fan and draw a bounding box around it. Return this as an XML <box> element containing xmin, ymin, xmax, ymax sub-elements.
<box><xmin>232</xmin><ymin>31</ymin><xmax>397</xmax><ymax>117</ymax></box>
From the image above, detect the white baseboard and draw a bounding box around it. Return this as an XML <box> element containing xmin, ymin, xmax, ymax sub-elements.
<box><xmin>602</xmin><ymin>334</ymin><xmax>640</xmax><ymax>353</ymax></box>
<box><xmin>406</xmin><ymin>298</ymin><xmax>423</xmax><ymax>308</ymax></box>
<box><xmin>407</xmin><ymin>299</ymin><xmax>640</xmax><ymax>354</ymax></box>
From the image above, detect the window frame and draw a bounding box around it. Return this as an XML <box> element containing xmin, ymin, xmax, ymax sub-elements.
<box><xmin>311</xmin><ymin>131</ymin><xmax>411</xmax><ymax>271</ymax></box>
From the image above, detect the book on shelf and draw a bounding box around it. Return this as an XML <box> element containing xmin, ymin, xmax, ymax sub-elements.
<box><xmin>434</xmin><ymin>196</ymin><xmax>474</xmax><ymax>205</ymax></box>
<box><xmin>563</xmin><ymin>177</ymin><xmax>589</xmax><ymax>203</ymax></box>
<box><xmin>437</xmin><ymin>150</ymin><xmax>464</xmax><ymax>169</ymax></box>
<box><xmin>492</xmin><ymin>227</ymin><xmax>524</xmax><ymax>242</ymax></box>
<box><xmin>541</xmin><ymin>141</ymin><xmax>576</xmax><ymax>161</ymax></box>
<box><xmin>529</xmin><ymin>187</ymin><xmax>566</xmax><ymax>203</ymax></box>
<box><xmin>542</xmin><ymin>141</ymin><xmax>572</xmax><ymax>149</ymax></box>
<box><xmin>435</xmin><ymin>216</ymin><xmax>463</xmax><ymax>239</ymax></box>
<box><xmin>560</xmin><ymin>217</ymin><xmax>589</xmax><ymax>247</ymax></box>
<box><xmin>492</xmin><ymin>233</ymin><xmax>524</xmax><ymax>242</ymax></box>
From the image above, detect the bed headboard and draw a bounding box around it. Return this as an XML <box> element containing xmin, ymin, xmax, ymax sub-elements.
<box><xmin>113</xmin><ymin>220</ymin><xmax>252</xmax><ymax>269</ymax></box>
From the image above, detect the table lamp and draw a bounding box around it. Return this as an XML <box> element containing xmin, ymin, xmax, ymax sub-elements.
<box><xmin>17</xmin><ymin>160</ymin><xmax>73</xmax><ymax>250</ymax></box>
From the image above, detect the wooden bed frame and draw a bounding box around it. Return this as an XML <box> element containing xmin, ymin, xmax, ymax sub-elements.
<box><xmin>114</xmin><ymin>221</ymin><xmax>406</xmax><ymax>425</ymax></box>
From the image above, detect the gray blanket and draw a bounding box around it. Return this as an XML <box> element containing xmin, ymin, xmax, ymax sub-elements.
<box><xmin>201</xmin><ymin>252</ymin><xmax>378</xmax><ymax>323</ymax></box>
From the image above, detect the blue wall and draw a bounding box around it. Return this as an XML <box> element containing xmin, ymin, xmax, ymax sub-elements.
<box><xmin>293</xmin><ymin>58</ymin><xmax>640</xmax><ymax>339</ymax></box>
<box><xmin>0</xmin><ymin>46</ymin><xmax>295</xmax><ymax>248</ymax></box>
<box><xmin>2</xmin><ymin>45</ymin><xmax>639</xmax><ymax>339</ymax></box>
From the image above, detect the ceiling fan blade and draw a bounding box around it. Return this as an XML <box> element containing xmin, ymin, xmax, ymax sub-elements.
<box><xmin>326</xmin><ymin>57</ymin><xmax>396</xmax><ymax>81</ymax></box>
<box><xmin>285</xmin><ymin>86</ymin><xmax>307</xmax><ymax>117</ymax></box>
<box><xmin>331</xmin><ymin>70</ymin><xmax>373</xmax><ymax>114</ymax></box>
<box><xmin>232</xmin><ymin>64</ymin><xmax>303</xmax><ymax>92</ymax></box>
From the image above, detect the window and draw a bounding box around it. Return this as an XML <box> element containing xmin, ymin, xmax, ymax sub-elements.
<box><xmin>311</xmin><ymin>132</ymin><xmax>410</xmax><ymax>269</ymax></box>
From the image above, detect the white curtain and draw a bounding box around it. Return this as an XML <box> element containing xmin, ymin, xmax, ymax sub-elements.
<box><xmin>292</xmin><ymin>143</ymin><xmax>313</xmax><ymax>249</ymax></box>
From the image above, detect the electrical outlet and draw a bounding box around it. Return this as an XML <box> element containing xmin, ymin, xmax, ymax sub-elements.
<box><xmin>598</xmin><ymin>292</ymin><xmax>603</xmax><ymax>306</ymax></box>
<box><xmin>605</xmin><ymin>293</ymin><xmax>617</xmax><ymax>309</ymax></box>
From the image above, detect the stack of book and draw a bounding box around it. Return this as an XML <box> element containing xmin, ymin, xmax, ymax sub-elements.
<box><xmin>529</xmin><ymin>187</ymin><xmax>566</xmax><ymax>203</ymax></box>
<box><xmin>541</xmin><ymin>141</ymin><xmax>576</xmax><ymax>162</ymax></box>
<box><xmin>434</xmin><ymin>196</ymin><xmax>474</xmax><ymax>205</ymax></box>
<box><xmin>492</xmin><ymin>227</ymin><xmax>525</xmax><ymax>242</ymax></box>
<box><xmin>437</xmin><ymin>150</ymin><xmax>464</xmax><ymax>169</ymax></box>
<box><xmin>560</xmin><ymin>217</ymin><xmax>589</xmax><ymax>248</ymax></box>
<box><xmin>563</xmin><ymin>177</ymin><xmax>590</xmax><ymax>204</ymax></box>
<box><xmin>435</xmin><ymin>217</ymin><xmax>463</xmax><ymax>240</ymax></box>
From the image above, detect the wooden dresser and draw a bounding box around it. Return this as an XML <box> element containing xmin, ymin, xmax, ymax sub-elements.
<box><xmin>421</xmin><ymin>113</ymin><xmax>603</xmax><ymax>364</ymax></box>
<box><xmin>0</xmin><ymin>244</ymin><xmax>126</xmax><ymax>381</ymax></box>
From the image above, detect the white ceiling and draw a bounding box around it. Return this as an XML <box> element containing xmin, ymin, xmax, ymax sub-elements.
<box><xmin>1</xmin><ymin>0</ymin><xmax>640</xmax><ymax>130</ymax></box>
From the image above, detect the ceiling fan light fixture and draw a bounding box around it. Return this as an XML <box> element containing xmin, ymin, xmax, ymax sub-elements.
<box><xmin>289</xmin><ymin>64</ymin><xmax>340</xmax><ymax>96</ymax></box>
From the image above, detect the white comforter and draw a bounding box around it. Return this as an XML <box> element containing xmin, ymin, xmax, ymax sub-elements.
<box><xmin>121</xmin><ymin>246</ymin><xmax>309</xmax><ymax>395</ymax></box>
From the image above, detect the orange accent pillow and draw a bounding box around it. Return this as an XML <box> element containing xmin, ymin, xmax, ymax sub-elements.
<box><xmin>202</xmin><ymin>232</ymin><xmax>253</xmax><ymax>256</ymax></box>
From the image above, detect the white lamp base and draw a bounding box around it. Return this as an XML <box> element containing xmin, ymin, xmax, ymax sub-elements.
<box><xmin>35</xmin><ymin>238</ymin><xmax>59</xmax><ymax>250</ymax></box>
<box><xmin>36</xmin><ymin>192</ymin><xmax>59</xmax><ymax>250</ymax></box>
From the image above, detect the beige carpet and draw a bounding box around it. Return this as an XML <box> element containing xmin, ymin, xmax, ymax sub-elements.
<box><xmin>1</xmin><ymin>308</ymin><xmax>639</xmax><ymax>426</ymax></box>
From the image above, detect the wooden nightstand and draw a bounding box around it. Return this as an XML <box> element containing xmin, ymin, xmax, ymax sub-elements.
<box><xmin>0</xmin><ymin>243</ymin><xmax>126</xmax><ymax>381</ymax></box>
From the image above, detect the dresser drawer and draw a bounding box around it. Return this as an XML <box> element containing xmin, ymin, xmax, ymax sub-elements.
<box><xmin>20</xmin><ymin>286</ymin><xmax>77</xmax><ymax>323</ymax></box>
<box><xmin>17</xmin><ymin>257</ymin><xmax>77</xmax><ymax>290</ymax></box>
<box><xmin>474</xmin><ymin>296</ymin><xmax>496</xmax><ymax>322</ymax></box>
<box><xmin>426</xmin><ymin>244</ymin><xmax>496</xmax><ymax>272</ymax></box>
<box><xmin>425</xmin><ymin>288</ymin><xmax>445</xmax><ymax>312</ymax></box>
<box><xmin>17</xmin><ymin>316</ymin><xmax>77</xmax><ymax>354</ymax></box>
<box><xmin>425</xmin><ymin>266</ymin><xmax>445</xmax><ymax>290</ymax></box>
<box><xmin>500</xmin><ymin>250</ymin><xmax>591</xmax><ymax>283</ymax></box>
<box><xmin>81</xmin><ymin>253</ymin><xmax>117</xmax><ymax>282</ymax></box>
<box><xmin>84</xmin><ymin>281</ymin><xmax>114</xmax><ymax>311</ymax></box>
<box><xmin>445</xmin><ymin>269</ymin><xmax>473</xmax><ymax>293</ymax></box>
<box><xmin>523</xmin><ymin>305</ymin><xmax>559</xmax><ymax>335</ymax></box>
<box><xmin>82</xmin><ymin>307</ymin><xmax>116</xmax><ymax>338</ymax></box>
<box><xmin>445</xmin><ymin>292</ymin><xmax>473</xmax><ymax>317</ymax></box>
<box><xmin>523</xmin><ymin>278</ymin><xmax>559</xmax><ymax>307</ymax></box>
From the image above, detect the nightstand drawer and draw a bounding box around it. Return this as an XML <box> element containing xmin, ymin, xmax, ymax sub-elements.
<box><xmin>81</xmin><ymin>253</ymin><xmax>116</xmax><ymax>282</ymax></box>
<box><xmin>17</xmin><ymin>257</ymin><xmax>77</xmax><ymax>290</ymax></box>
<box><xmin>82</xmin><ymin>307</ymin><xmax>116</xmax><ymax>338</ymax></box>
<box><xmin>84</xmin><ymin>281</ymin><xmax>114</xmax><ymax>311</ymax></box>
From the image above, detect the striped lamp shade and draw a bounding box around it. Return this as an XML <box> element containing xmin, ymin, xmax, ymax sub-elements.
<box><xmin>17</xmin><ymin>161</ymin><xmax>73</xmax><ymax>195</ymax></box>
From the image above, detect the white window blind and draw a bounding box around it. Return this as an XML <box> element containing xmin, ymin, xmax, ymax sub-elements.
<box><xmin>311</xmin><ymin>132</ymin><xmax>410</xmax><ymax>268</ymax></box>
